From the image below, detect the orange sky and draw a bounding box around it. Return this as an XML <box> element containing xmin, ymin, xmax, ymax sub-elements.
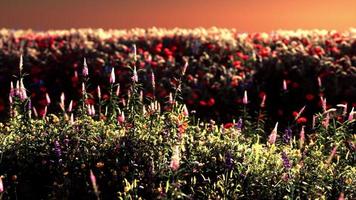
<box><xmin>0</xmin><ymin>0</ymin><xmax>355</xmax><ymax>32</ymax></box>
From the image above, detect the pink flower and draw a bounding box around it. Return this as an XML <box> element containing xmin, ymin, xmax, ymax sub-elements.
<box><xmin>82</xmin><ymin>58</ymin><xmax>89</xmax><ymax>77</ymax></box>
<box><xmin>242</xmin><ymin>90</ymin><xmax>248</xmax><ymax>105</ymax></box>
<box><xmin>97</xmin><ymin>86</ymin><xmax>101</xmax><ymax>99</ymax></box>
<box><xmin>90</xmin><ymin>170</ymin><xmax>99</xmax><ymax>195</ymax></box>
<box><xmin>182</xmin><ymin>105</ymin><xmax>189</xmax><ymax>117</ymax></box>
<box><xmin>0</xmin><ymin>175</ymin><xmax>3</xmax><ymax>193</ymax></box>
<box><xmin>294</xmin><ymin>105</ymin><xmax>306</xmax><ymax>120</ymax></box>
<box><xmin>260</xmin><ymin>94</ymin><xmax>266</xmax><ymax>108</ymax></box>
<box><xmin>45</xmin><ymin>93</ymin><xmax>51</xmax><ymax>105</ymax></box>
<box><xmin>60</xmin><ymin>92</ymin><xmax>65</xmax><ymax>111</ymax></box>
<box><xmin>115</xmin><ymin>85</ymin><xmax>120</xmax><ymax>96</ymax></box>
<box><xmin>268</xmin><ymin>122</ymin><xmax>278</xmax><ymax>144</ymax></box>
<box><xmin>283</xmin><ymin>79</ymin><xmax>287</xmax><ymax>91</ymax></box>
<box><xmin>68</xmin><ymin>100</ymin><xmax>73</xmax><ymax>112</ymax></box>
<box><xmin>132</xmin><ymin>67</ymin><xmax>138</xmax><ymax>82</ymax></box>
<box><xmin>182</xmin><ymin>60</ymin><xmax>188</xmax><ymax>75</ymax></box>
<box><xmin>317</xmin><ymin>76</ymin><xmax>322</xmax><ymax>88</ymax></box>
<box><xmin>110</xmin><ymin>68</ymin><xmax>116</xmax><ymax>84</ymax></box>
<box><xmin>117</xmin><ymin>111</ymin><xmax>125</xmax><ymax>124</ymax></box>
<box><xmin>348</xmin><ymin>107</ymin><xmax>354</xmax><ymax>121</ymax></box>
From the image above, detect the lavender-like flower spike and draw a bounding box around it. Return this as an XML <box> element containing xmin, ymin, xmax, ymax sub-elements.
<box><xmin>45</xmin><ymin>93</ymin><xmax>51</xmax><ymax>105</ymax></box>
<box><xmin>115</xmin><ymin>85</ymin><xmax>120</xmax><ymax>96</ymax></box>
<box><xmin>19</xmin><ymin>54</ymin><xmax>23</xmax><ymax>72</ymax></box>
<box><xmin>281</xmin><ymin>151</ymin><xmax>291</xmax><ymax>169</ymax></box>
<box><xmin>243</xmin><ymin>90</ymin><xmax>248</xmax><ymax>105</ymax></box>
<box><xmin>235</xmin><ymin>118</ymin><xmax>243</xmax><ymax>129</ymax></box>
<box><xmin>68</xmin><ymin>100</ymin><xmax>73</xmax><ymax>112</ymax></box>
<box><xmin>283</xmin><ymin>128</ymin><xmax>292</xmax><ymax>144</ymax></box>
<box><xmin>110</xmin><ymin>67</ymin><xmax>116</xmax><ymax>84</ymax></box>
<box><xmin>151</xmin><ymin>72</ymin><xmax>155</xmax><ymax>89</ymax></box>
<box><xmin>182</xmin><ymin>60</ymin><xmax>188</xmax><ymax>75</ymax></box>
<box><xmin>132</xmin><ymin>66</ymin><xmax>138</xmax><ymax>82</ymax></box>
<box><xmin>90</xmin><ymin>170</ymin><xmax>99</xmax><ymax>195</ymax></box>
<box><xmin>97</xmin><ymin>86</ymin><xmax>101</xmax><ymax>99</ymax></box>
<box><xmin>348</xmin><ymin>107</ymin><xmax>354</xmax><ymax>121</ymax></box>
<box><xmin>268</xmin><ymin>122</ymin><xmax>278</xmax><ymax>145</ymax></box>
<box><xmin>82</xmin><ymin>58</ymin><xmax>89</xmax><ymax>77</ymax></box>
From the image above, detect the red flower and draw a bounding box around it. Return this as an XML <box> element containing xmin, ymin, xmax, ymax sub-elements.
<box><xmin>207</xmin><ymin>98</ymin><xmax>215</xmax><ymax>106</ymax></box>
<box><xmin>224</xmin><ymin>123</ymin><xmax>234</xmax><ymax>129</ymax></box>
<box><xmin>297</xmin><ymin>117</ymin><xmax>307</xmax><ymax>124</ymax></box>
<box><xmin>199</xmin><ymin>100</ymin><xmax>207</xmax><ymax>106</ymax></box>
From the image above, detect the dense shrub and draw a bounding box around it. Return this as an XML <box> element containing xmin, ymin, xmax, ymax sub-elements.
<box><xmin>0</xmin><ymin>59</ymin><xmax>354</xmax><ymax>199</ymax></box>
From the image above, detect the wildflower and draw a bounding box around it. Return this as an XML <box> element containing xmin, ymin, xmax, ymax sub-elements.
<box><xmin>182</xmin><ymin>60</ymin><xmax>188</xmax><ymax>75</ymax></box>
<box><xmin>8</xmin><ymin>95</ymin><xmax>13</xmax><ymax>105</ymax></box>
<box><xmin>19</xmin><ymin>54</ymin><xmax>23</xmax><ymax>72</ymax></box>
<box><xmin>82</xmin><ymin>58</ymin><xmax>89</xmax><ymax>77</ymax></box>
<box><xmin>0</xmin><ymin>176</ymin><xmax>3</xmax><ymax>193</ymax></box>
<box><xmin>45</xmin><ymin>93</ymin><xmax>51</xmax><ymax>105</ymax></box>
<box><xmin>268</xmin><ymin>122</ymin><xmax>278</xmax><ymax>145</ymax></box>
<box><xmin>170</xmin><ymin>145</ymin><xmax>180</xmax><ymax>171</ymax></box>
<box><xmin>70</xmin><ymin>113</ymin><xmax>74</xmax><ymax>124</ymax></box>
<box><xmin>19</xmin><ymin>78</ymin><xmax>27</xmax><ymax>101</ymax></box>
<box><xmin>322</xmin><ymin>113</ymin><xmax>330</xmax><ymax>128</ymax></box>
<box><xmin>297</xmin><ymin>117</ymin><xmax>307</xmax><ymax>124</ymax></box>
<box><xmin>9</xmin><ymin>82</ymin><xmax>14</xmax><ymax>97</ymax></box>
<box><xmin>115</xmin><ymin>85</ymin><xmax>120</xmax><ymax>96</ymax></box>
<box><xmin>283</xmin><ymin>128</ymin><xmax>292</xmax><ymax>143</ymax></box>
<box><xmin>338</xmin><ymin>192</ymin><xmax>345</xmax><ymax>200</ymax></box>
<box><xmin>59</xmin><ymin>92</ymin><xmax>65</xmax><ymax>111</ymax></box>
<box><xmin>235</xmin><ymin>118</ymin><xmax>243</xmax><ymax>129</ymax></box>
<box><xmin>169</xmin><ymin>93</ymin><xmax>173</xmax><ymax>104</ymax></box>
<box><xmin>133</xmin><ymin>44</ymin><xmax>137</xmax><ymax>61</ymax></box>
<box><xmin>317</xmin><ymin>76</ymin><xmax>322</xmax><ymax>88</ymax></box>
<box><xmin>90</xmin><ymin>170</ymin><xmax>99</xmax><ymax>196</ymax></box>
<box><xmin>97</xmin><ymin>86</ymin><xmax>101</xmax><ymax>99</ymax></box>
<box><xmin>281</xmin><ymin>151</ymin><xmax>291</xmax><ymax>169</ymax></box>
<box><xmin>182</xmin><ymin>105</ymin><xmax>189</xmax><ymax>117</ymax></box>
<box><xmin>299</xmin><ymin>126</ymin><xmax>305</xmax><ymax>148</ymax></box>
<box><xmin>348</xmin><ymin>107</ymin><xmax>354</xmax><ymax>121</ymax></box>
<box><xmin>68</xmin><ymin>100</ymin><xmax>73</xmax><ymax>112</ymax></box>
<box><xmin>139</xmin><ymin>90</ymin><xmax>143</xmax><ymax>102</ymax></box>
<box><xmin>260</xmin><ymin>94</ymin><xmax>266</xmax><ymax>108</ymax></box>
<box><xmin>294</xmin><ymin>105</ymin><xmax>306</xmax><ymax>120</ymax></box>
<box><xmin>82</xmin><ymin>83</ymin><xmax>86</xmax><ymax>95</ymax></box>
<box><xmin>132</xmin><ymin>66</ymin><xmax>138</xmax><ymax>82</ymax></box>
<box><xmin>283</xmin><ymin>79</ymin><xmax>287</xmax><ymax>91</ymax></box>
<box><xmin>242</xmin><ymin>90</ymin><xmax>248</xmax><ymax>105</ymax></box>
<box><xmin>33</xmin><ymin>106</ymin><xmax>38</xmax><ymax>118</ymax></box>
<box><xmin>151</xmin><ymin>72</ymin><xmax>155</xmax><ymax>89</ymax></box>
<box><xmin>312</xmin><ymin>115</ymin><xmax>317</xmax><ymax>129</ymax></box>
<box><xmin>117</xmin><ymin>111</ymin><xmax>125</xmax><ymax>124</ymax></box>
<box><xmin>110</xmin><ymin>68</ymin><xmax>115</xmax><ymax>84</ymax></box>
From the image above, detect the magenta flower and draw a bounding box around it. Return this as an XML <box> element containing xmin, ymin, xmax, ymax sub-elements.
<box><xmin>115</xmin><ymin>85</ymin><xmax>120</xmax><ymax>96</ymax></box>
<box><xmin>348</xmin><ymin>107</ymin><xmax>354</xmax><ymax>121</ymax></box>
<box><xmin>89</xmin><ymin>170</ymin><xmax>99</xmax><ymax>195</ymax></box>
<box><xmin>45</xmin><ymin>93</ymin><xmax>51</xmax><ymax>105</ymax></box>
<box><xmin>283</xmin><ymin>79</ymin><xmax>287</xmax><ymax>91</ymax></box>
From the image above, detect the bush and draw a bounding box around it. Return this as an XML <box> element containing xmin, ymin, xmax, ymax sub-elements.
<box><xmin>0</xmin><ymin>58</ymin><xmax>354</xmax><ymax>199</ymax></box>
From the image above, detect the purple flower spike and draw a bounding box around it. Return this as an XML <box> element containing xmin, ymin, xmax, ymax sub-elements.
<box><xmin>281</xmin><ymin>151</ymin><xmax>291</xmax><ymax>170</ymax></box>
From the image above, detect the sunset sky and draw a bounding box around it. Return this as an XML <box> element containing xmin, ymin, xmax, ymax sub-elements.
<box><xmin>0</xmin><ymin>0</ymin><xmax>355</xmax><ymax>32</ymax></box>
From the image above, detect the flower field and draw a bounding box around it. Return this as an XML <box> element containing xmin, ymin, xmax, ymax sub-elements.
<box><xmin>0</xmin><ymin>28</ymin><xmax>355</xmax><ymax>199</ymax></box>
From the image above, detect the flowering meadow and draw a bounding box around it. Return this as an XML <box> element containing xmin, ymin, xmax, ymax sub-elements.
<box><xmin>0</xmin><ymin>28</ymin><xmax>355</xmax><ymax>199</ymax></box>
